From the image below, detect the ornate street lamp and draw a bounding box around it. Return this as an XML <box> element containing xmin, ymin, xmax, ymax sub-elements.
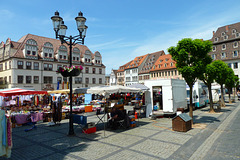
<box><xmin>51</xmin><ymin>11</ymin><xmax>87</xmax><ymax>135</ymax></box>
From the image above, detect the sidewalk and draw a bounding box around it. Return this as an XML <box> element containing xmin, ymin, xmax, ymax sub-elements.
<box><xmin>2</xmin><ymin>102</ymin><xmax>239</xmax><ymax>160</ymax></box>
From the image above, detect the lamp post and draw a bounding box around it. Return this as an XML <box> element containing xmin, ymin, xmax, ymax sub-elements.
<box><xmin>51</xmin><ymin>11</ymin><xmax>88</xmax><ymax>135</ymax></box>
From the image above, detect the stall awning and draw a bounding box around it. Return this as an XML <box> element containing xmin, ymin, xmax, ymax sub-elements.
<box><xmin>0</xmin><ymin>88</ymin><xmax>48</xmax><ymax>97</ymax></box>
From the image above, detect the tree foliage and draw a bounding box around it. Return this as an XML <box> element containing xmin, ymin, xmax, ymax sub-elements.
<box><xmin>225</xmin><ymin>67</ymin><xmax>238</xmax><ymax>103</ymax></box>
<box><xmin>168</xmin><ymin>38</ymin><xmax>212</xmax><ymax>119</ymax></box>
<box><xmin>211</xmin><ymin>60</ymin><xmax>230</xmax><ymax>107</ymax></box>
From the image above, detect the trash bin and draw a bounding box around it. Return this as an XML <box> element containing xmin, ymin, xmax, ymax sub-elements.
<box><xmin>172</xmin><ymin>113</ymin><xmax>192</xmax><ymax>132</ymax></box>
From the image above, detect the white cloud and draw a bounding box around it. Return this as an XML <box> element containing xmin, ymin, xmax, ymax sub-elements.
<box><xmin>0</xmin><ymin>9</ymin><xmax>14</xmax><ymax>19</ymax></box>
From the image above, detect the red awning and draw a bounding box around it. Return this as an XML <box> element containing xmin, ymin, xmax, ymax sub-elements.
<box><xmin>0</xmin><ymin>88</ymin><xmax>48</xmax><ymax>97</ymax></box>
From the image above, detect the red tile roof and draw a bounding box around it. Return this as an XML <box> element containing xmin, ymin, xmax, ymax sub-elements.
<box><xmin>126</xmin><ymin>54</ymin><xmax>148</xmax><ymax>69</ymax></box>
<box><xmin>12</xmin><ymin>34</ymin><xmax>92</xmax><ymax>59</ymax></box>
<box><xmin>117</xmin><ymin>60</ymin><xmax>132</xmax><ymax>72</ymax></box>
<box><xmin>150</xmin><ymin>54</ymin><xmax>176</xmax><ymax>71</ymax></box>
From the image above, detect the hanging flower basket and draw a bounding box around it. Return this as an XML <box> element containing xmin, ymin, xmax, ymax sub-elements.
<box><xmin>57</xmin><ymin>65</ymin><xmax>83</xmax><ymax>77</ymax></box>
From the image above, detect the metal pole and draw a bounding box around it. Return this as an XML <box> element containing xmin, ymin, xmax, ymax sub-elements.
<box><xmin>68</xmin><ymin>36</ymin><xmax>74</xmax><ymax>135</ymax></box>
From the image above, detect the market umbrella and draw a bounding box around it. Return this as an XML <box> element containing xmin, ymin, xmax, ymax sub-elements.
<box><xmin>0</xmin><ymin>88</ymin><xmax>48</xmax><ymax>97</ymax></box>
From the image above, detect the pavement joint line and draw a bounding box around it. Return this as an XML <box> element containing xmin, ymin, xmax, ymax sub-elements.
<box><xmin>189</xmin><ymin>103</ymin><xmax>240</xmax><ymax>160</ymax></box>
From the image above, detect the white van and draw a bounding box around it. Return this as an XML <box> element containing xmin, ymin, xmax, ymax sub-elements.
<box><xmin>144</xmin><ymin>79</ymin><xmax>187</xmax><ymax>117</ymax></box>
<box><xmin>186</xmin><ymin>81</ymin><xmax>209</xmax><ymax>108</ymax></box>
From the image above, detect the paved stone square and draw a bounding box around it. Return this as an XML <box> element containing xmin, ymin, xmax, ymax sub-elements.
<box><xmin>1</xmin><ymin>103</ymin><xmax>240</xmax><ymax>160</ymax></box>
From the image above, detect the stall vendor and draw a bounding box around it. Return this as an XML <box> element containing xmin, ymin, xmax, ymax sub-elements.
<box><xmin>108</xmin><ymin>106</ymin><xmax>125</xmax><ymax>129</ymax></box>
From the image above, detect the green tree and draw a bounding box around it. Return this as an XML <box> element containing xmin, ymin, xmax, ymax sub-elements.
<box><xmin>199</xmin><ymin>62</ymin><xmax>216</xmax><ymax>113</ymax></box>
<box><xmin>211</xmin><ymin>60</ymin><xmax>229</xmax><ymax>108</ymax></box>
<box><xmin>168</xmin><ymin>38</ymin><xmax>212</xmax><ymax>119</ymax></box>
<box><xmin>225</xmin><ymin>68</ymin><xmax>238</xmax><ymax>103</ymax></box>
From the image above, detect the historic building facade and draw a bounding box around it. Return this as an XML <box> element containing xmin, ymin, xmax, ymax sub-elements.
<box><xmin>209</xmin><ymin>22</ymin><xmax>240</xmax><ymax>79</ymax></box>
<box><xmin>150</xmin><ymin>54</ymin><xmax>182</xmax><ymax>80</ymax></box>
<box><xmin>138</xmin><ymin>50</ymin><xmax>165</xmax><ymax>84</ymax></box>
<box><xmin>0</xmin><ymin>34</ymin><xmax>105</xmax><ymax>90</ymax></box>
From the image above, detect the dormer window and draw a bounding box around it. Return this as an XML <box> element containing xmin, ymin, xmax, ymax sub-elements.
<box><xmin>160</xmin><ymin>60</ymin><xmax>163</xmax><ymax>63</ymax></box>
<box><xmin>60</xmin><ymin>55</ymin><xmax>62</xmax><ymax>59</ymax></box>
<box><xmin>42</xmin><ymin>42</ymin><xmax>54</xmax><ymax>61</ymax></box>
<box><xmin>58</xmin><ymin>45</ymin><xmax>68</xmax><ymax>61</ymax></box>
<box><xmin>165</xmin><ymin>58</ymin><xmax>168</xmax><ymax>61</ymax></box>
<box><xmin>170</xmin><ymin>62</ymin><xmax>173</xmax><ymax>67</ymax></box>
<box><xmin>73</xmin><ymin>57</ymin><xmax>76</xmax><ymax>61</ymax></box>
<box><xmin>164</xmin><ymin>63</ymin><xmax>167</xmax><ymax>67</ymax></box>
<box><xmin>232</xmin><ymin>29</ymin><xmax>237</xmax><ymax>34</ymax></box>
<box><xmin>25</xmin><ymin>39</ymin><xmax>38</xmax><ymax>58</ymax></box>
<box><xmin>49</xmin><ymin>53</ymin><xmax>52</xmax><ymax>58</ymax></box>
<box><xmin>45</xmin><ymin>53</ymin><xmax>48</xmax><ymax>57</ymax></box>
<box><xmin>64</xmin><ymin>56</ymin><xmax>66</xmax><ymax>59</ymax></box>
<box><xmin>221</xmin><ymin>32</ymin><xmax>225</xmax><ymax>36</ymax></box>
<box><xmin>236</xmin><ymin>33</ymin><xmax>240</xmax><ymax>38</ymax></box>
<box><xmin>214</xmin><ymin>37</ymin><xmax>218</xmax><ymax>42</ymax></box>
<box><xmin>158</xmin><ymin>64</ymin><xmax>161</xmax><ymax>68</ymax></box>
<box><xmin>223</xmin><ymin>35</ymin><xmax>228</xmax><ymax>40</ymax></box>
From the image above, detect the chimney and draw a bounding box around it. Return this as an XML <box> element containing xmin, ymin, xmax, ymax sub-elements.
<box><xmin>213</xmin><ymin>31</ymin><xmax>215</xmax><ymax>35</ymax></box>
<box><xmin>226</xmin><ymin>25</ymin><xmax>229</xmax><ymax>32</ymax></box>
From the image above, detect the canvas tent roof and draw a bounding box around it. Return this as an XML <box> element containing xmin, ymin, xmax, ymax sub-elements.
<box><xmin>0</xmin><ymin>88</ymin><xmax>48</xmax><ymax>97</ymax></box>
<box><xmin>128</xmin><ymin>83</ymin><xmax>149</xmax><ymax>91</ymax></box>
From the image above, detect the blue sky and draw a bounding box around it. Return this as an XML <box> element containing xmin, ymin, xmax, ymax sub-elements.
<box><xmin>0</xmin><ymin>0</ymin><xmax>240</xmax><ymax>74</ymax></box>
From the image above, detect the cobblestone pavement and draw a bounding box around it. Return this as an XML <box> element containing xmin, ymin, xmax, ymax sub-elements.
<box><xmin>1</xmin><ymin>102</ymin><xmax>240</xmax><ymax>160</ymax></box>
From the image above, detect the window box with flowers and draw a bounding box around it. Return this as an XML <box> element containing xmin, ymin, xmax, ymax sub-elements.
<box><xmin>56</xmin><ymin>65</ymin><xmax>83</xmax><ymax>77</ymax></box>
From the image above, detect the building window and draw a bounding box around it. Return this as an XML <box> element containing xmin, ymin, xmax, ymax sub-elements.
<box><xmin>17</xmin><ymin>61</ymin><xmax>23</xmax><ymax>69</ymax></box>
<box><xmin>93</xmin><ymin>68</ymin><xmax>95</xmax><ymax>74</ymax></box>
<box><xmin>4</xmin><ymin>77</ymin><xmax>7</xmax><ymax>84</ymax></box>
<box><xmin>26</xmin><ymin>76</ymin><xmax>31</xmax><ymax>84</ymax></box>
<box><xmin>221</xmin><ymin>52</ymin><xmax>226</xmax><ymax>59</ymax></box>
<box><xmin>85</xmin><ymin>78</ymin><xmax>89</xmax><ymax>84</ymax></box>
<box><xmin>233</xmin><ymin>50</ymin><xmax>238</xmax><ymax>57</ymax></box>
<box><xmin>99</xmin><ymin>78</ymin><xmax>102</xmax><ymax>84</ymax></box>
<box><xmin>211</xmin><ymin>54</ymin><xmax>216</xmax><ymax>60</ymax></box>
<box><xmin>222</xmin><ymin>44</ymin><xmax>226</xmax><ymax>50</ymax></box>
<box><xmin>44</xmin><ymin>77</ymin><xmax>53</xmax><ymax>84</ymax></box>
<box><xmin>44</xmin><ymin>63</ymin><xmax>53</xmax><ymax>71</ymax></box>
<box><xmin>170</xmin><ymin>62</ymin><xmax>173</xmax><ymax>67</ymax></box>
<box><xmin>0</xmin><ymin>64</ymin><xmax>2</xmax><ymax>71</ymax></box>
<box><xmin>75</xmin><ymin>77</ymin><xmax>82</xmax><ymax>84</ymax></box>
<box><xmin>9</xmin><ymin>76</ymin><xmax>11</xmax><ymax>84</ymax></box>
<box><xmin>85</xmin><ymin>67</ymin><xmax>89</xmax><ymax>73</ymax></box>
<box><xmin>236</xmin><ymin>33</ymin><xmax>240</xmax><ymax>38</ymax></box>
<box><xmin>92</xmin><ymin>78</ymin><xmax>96</xmax><ymax>84</ymax></box>
<box><xmin>32</xmin><ymin>51</ymin><xmax>36</xmax><ymax>56</ymax></box>
<box><xmin>9</xmin><ymin>61</ymin><xmax>11</xmax><ymax>69</ymax></box>
<box><xmin>223</xmin><ymin>35</ymin><xmax>228</xmax><ymax>40</ymax></box>
<box><xmin>232</xmin><ymin>29</ymin><xmax>237</xmax><ymax>34</ymax></box>
<box><xmin>234</xmin><ymin>62</ymin><xmax>238</xmax><ymax>69</ymax></box>
<box><xmin>164</xmin><ymin>63</ymin><xmax>167</xmax><ymax>67</ymax></box>
<box><xmin>233</xmin><ymin>41</ymin><xmax>238</xmax><ymax>48</ymax></box>
<box><xmin>26</xmin><ymin>62</ymin><xmax>32</xmax><ymax>69</ymax></box>
<box><xmin>27</xmin><ymin>50</ymin><xmax>31</xmax><ymax>55</ymax></box>
<box><xmin>214</xmin><ymin>37</ymin><xmax>218</xmax><ymax>42</ymax></box>
<box><xmin>228</xmin><ymin>63</ymin><xmax>232</xmax><ymax>68</ymax></box>
<box><xmin>64</xmin><ymin>56</ymin><xmax>66</xmax><ymax>59</ymax></box>
<box><xmin>126</xmin><ymin>77</ymin><xmax>130</xmax><ymax>82</ymax></box>
<box><xmin>60</xmin><ymin>55</ymin><xmax>63</xmax><ymax>59</ymax></box>
<box><xmin>34</xmin><ymin>76</ymin><xmax>39</xmax><ymax>84</ymax></box>
<box><xmin>45</xmin><ymin>53</ymin><xmax>48</xmax><ymax>57</ymax></box>
<box><xmin>18</xmin><ymin>76</ymin><xmax>23</xmax><ymax>84</ymax></box>
<box><xmin>49</xmin><ymin>53</ymin><xmax>52</xmax><ymax>58</ymax></box>
<box><xmin>212</xmin><ymin>46</ymin><xmax>216</xmax><ymax>52</ymax></box>
<box><xmin>34</xmin><ymin>62</ymin><xmax>39</xmax><ymax>70</ymax></box>
<box><xmin>221</xmin><ymin>32</ymin><xmax>225</xmax><ymax>36</ymax></box>
<box><xmin>63</xmin><ymin>77</ymin><xmax>67</xmax><ymax>83</ymax></box>
<box><xmin>57</xmin><ymin>77</ymin><xmax>62</xmax><ymax>83</ymax></box>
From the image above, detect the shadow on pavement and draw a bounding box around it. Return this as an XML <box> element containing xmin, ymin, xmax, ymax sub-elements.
<box><xmin>193</xmin><ymin>115</ymin><xmax>220</xmax><ymax>124</ymax></box>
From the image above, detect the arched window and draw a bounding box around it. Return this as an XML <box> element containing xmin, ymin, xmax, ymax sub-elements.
<box><xmin>25</xmin><ymin>39</ymin><xmax>38</xmax><ymax>56</ymax></box>
<box><xmin>43</xmin><ymin>42</ymin><xmax>54</xmax><ymax>58</ymax></box>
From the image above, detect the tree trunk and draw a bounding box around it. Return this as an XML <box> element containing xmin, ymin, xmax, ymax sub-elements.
<box><xmin>220</xmin><ymin>84</ymin><xmax>225</xmax><ymax>108</ymax></box>
<box><xmin>208</xmin><ymin>84</ymin><xmax>215</xmax><ymax>113</ymax></box>
<box><xmin>228</xmin><ymin>90</ymin><xmax>232</xmax><ymax>104</ymax></box>
<box><xmin>189</xmin><ymin>85</ymin><xmax>193</xmax><ymax>123</ymax></box>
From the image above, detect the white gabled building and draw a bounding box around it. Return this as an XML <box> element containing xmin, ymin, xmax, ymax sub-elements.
<box><xmin>0</xmin><ymin>34</ymin><xmax>105</xmax><ymax>90</ymax></box>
